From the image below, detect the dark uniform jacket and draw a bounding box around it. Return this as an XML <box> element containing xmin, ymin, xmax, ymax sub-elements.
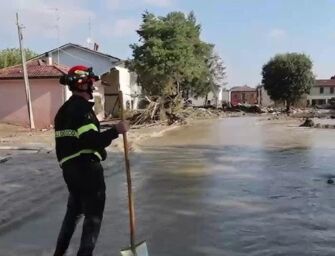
<box><xmin>54</xmin><ymin>95</ymin><xmax>118</xmax><ymax>167</ymax></box>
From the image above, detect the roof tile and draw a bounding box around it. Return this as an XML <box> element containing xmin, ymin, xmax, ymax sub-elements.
<box><xmin>230</xmin><ymin>85</ymin><xmax>256</xmax><ymax>92</ymax></box>
<box><xmin>0</xmin><ymin>60</ymin><xmax>69</xmax><ymax>79</ymax></box>
<box><xmin>315</xmin><ymin>79</ymin><xmax>335</xmax><ymax>87</ymax></box>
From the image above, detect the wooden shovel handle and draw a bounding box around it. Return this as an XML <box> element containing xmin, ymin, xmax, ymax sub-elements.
<box><xmin>119</xmin><ymin>91</ymin><xmax>136</xmax><ymax>250</ymax></box>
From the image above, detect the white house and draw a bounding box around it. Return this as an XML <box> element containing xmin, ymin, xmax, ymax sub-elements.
<box><xmin>221</xmin><ymin>89</ymin><xmax>230</xmax><ymax>105</ymax></box>
<box><xmin>307</xmin><ymin>79</ymin><xmax>335</xmax><ymax>106</ymax></box>
<box><xmin>256</xmin><ymin>85</ymin><xmax>274</xmax><ymax>107</ymax></box>
<box><xmin>101</xmin><ymin>64</ymin><xmax>141</xmax><ymax>117</ymax></box>
<box><xmin>189</xmin><ymin>88</ymin><xmax>223</xmax><ymax>107</ymax></box>
<box><xmin>32</xmin><ymin>43</ymin><xmax>120</xmax><ymax>75</ymax></box>
<box><xmin>32</xmin><ymin>43</ymin><xmax>140</xmax><ymax>118</ymax></box>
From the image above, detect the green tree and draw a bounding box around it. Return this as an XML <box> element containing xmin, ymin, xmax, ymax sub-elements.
<box><xmin>0</xmin><ymin>48</ymin><xmax>38</xmax><ymax>69</ymax></box>
<box><xmin>262</xmin><ymin>53</ymin><xmax>315</xmax><ymax>111</ymax></box>
<box><xmin>128</xmin><ymin>11</ymin><xmax>213</xmax><ymax>96</ymax></box>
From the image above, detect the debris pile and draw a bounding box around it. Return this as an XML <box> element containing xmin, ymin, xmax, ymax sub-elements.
<box><xmin>300</xmin><ymin>118</ymin><xmax>314</xmax><ymax>127</ymax></box>
<box><xmin>228</xmin><ymin>104</ymin><xmax>265</xmax><ymax>113</ymax></box>
<box><xmin>129</xmin><ymin>95</ymin><xmax>186</xmax><ymax>125</ymax></box>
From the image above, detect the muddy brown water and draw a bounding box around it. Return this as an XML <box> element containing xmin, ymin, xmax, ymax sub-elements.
<box><xmin>1</xmin><ymin>117</ymin><xmax>335</xmax><ymax>256</ymax></box>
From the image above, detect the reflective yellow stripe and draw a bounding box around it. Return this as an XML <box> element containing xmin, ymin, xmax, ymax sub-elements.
<box><xmin>93</xmin><ymin>152</ymin><xmax>103</xmax><ymax>160</ymax></box>
<box><xmin>60</xmin><ymin>152</ymin><xmax>81</xmax><ymax>165</ymax></box>
<box><xmin>55</xmin><ymin>129</ymin><xmax>78</xmax><ymax>138</ymax></box>
<box><xmin>59</xmin><ymin>149</ymin><xmax>102</xmax><ymax>165</ymax></box>
<box><xmin>77</xmin><ymin>123</ymin><xmax>98</xmax><ymax>136</ymax></box>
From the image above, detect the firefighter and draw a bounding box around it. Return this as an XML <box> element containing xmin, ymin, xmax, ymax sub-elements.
<box><xmin>53</xmin><ymin>65</ymin><xmax>129</xmax><ymax>256</ymax></box>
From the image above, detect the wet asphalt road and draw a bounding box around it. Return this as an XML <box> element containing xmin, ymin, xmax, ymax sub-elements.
<box><xmin>1</xmin><ymin>117</ymin><xmax>335</xmax><ymax>256</ymax></box>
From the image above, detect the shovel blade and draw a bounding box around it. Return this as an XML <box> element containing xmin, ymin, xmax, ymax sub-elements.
<box><xmin>120</xmin><ymin>241</ymin><xmax>148</xmax><ymax>256</ymax></box>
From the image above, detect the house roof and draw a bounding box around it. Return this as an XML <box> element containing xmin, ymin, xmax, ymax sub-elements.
<box><xmin>0</xmin><ymin>59</ymin><xmax>69</xmax><ymax>79</ymax></box>
<box><xmin>315</xmin><ymin>79</ymin><xmax>335</xmax><ymax>87</ymax></box>
<box><xmin>30</xmin><ymin>43</ymin><xmax>121</xmax><ymax>63</ymax></box>
<box><xmin>230</xmin><ymin>85</ymin><xmax>256</xmax><ymax>92</ymax></box>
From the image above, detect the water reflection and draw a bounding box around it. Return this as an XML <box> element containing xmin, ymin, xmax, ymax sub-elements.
<box><xmin>2</xmin><ymin>117</ymin><xmax>335</xmax><ymax>256</ymax></box>
<box><xmin>133</xmin><ymin>117</ymin><xmax>335</xmax><ymax>256</ymax></box>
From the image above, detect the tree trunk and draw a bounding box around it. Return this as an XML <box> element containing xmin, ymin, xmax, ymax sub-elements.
<box><xmin>286</xmin><ymin>101</ymin><xmax>291</xmax><ymax>115</ymax></box>
<box><xmin>176</xmin><ymin>80</ymin><xmax>180</xmax><ymax>94</ymax></box>
<box><xmin>204</xmin><ymin>94</ymin><xmax>208</xmax><ymax>106</ymax></box>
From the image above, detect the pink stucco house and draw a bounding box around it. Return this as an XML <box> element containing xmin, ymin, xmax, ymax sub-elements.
<box><xmin>0</xmin><ymin>59</ymin><xmax>69</xmax><ymax>128</ymax></box>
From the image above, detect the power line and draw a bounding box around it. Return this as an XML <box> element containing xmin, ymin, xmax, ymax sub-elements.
<box><xmin>49</xmin><ymin>8</ymin><xmax>60</xmax><ymax>64</ymax></box>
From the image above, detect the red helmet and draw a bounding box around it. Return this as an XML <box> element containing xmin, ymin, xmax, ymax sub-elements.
<box><xmin>68</xmin><ymin>65</ymin><xmax>88</xmax><ymax>73</ymax></box>
<box><xmin>68</xmin><ymin>65</ymin><xmax>99</xmax><ymax>84</ymax></box>
<box><xmin>60</xmin><ymin>65</ymin><xmax>99</xmax><ymax>86</ymax></box>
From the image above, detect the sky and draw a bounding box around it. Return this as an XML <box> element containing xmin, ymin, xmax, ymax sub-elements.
<box><xmin>1</xmin><ymin>0</ymin><xmax>335</xmax><ymax>88</ymax></box>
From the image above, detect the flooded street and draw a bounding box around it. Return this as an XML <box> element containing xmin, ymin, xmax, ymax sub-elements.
<box><xmin>1</xmin><ymin>117</ymin><xmax>335</xmax><ymax>255</ymax></box>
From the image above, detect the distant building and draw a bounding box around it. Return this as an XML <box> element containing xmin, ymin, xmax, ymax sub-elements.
<box><xmin>187</xmin><ymin>88</ymin><xmax>223</xmax><ymax>107</ymax></box>
<box><xmin>256</xmin><ymin>85</ymin><xmax>274</xmax><ymax>107</ymax></box>
<box><xmin>307</xmin><ymin>79</ymin><xmax>335</xmax><ymax>106</ymax></box>
<box><xmin>230</xmin><ymin>85</ymin><xmax>257</xmax><ymax>106</ymax></box>
<box><xmin>221</xmin><ymin>89</ymin><xmax>230</xmax><ymax>105</ymax></box>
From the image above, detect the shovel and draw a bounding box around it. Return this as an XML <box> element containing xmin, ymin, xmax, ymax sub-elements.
<box><xmin>118</xmin><ymin>91</ymin><xmax>149</xmax><ymax>256</ymax></box>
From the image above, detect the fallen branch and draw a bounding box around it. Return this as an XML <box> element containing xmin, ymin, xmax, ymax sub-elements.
<box><xmin>129</xmin><ymin>95</ymin><xmax>185</xmax><ymax>125</ymax></box>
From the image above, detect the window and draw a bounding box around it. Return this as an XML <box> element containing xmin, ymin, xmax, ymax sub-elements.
<box><xmin>331</xmin><ymin>87</ymin><xmax>334</xmax><ymax>94</ymax></box>
<box><xmin>320</xmin><ymin>87</ymin><xmax>324</xmax><ymax>94</ymax></box>
<box><xmin>318</xmin><ymin>99</ymin><xmax>326</xmax><ymax>105</ymax></box>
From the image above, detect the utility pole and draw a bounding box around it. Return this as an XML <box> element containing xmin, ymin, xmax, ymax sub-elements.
<box><xmin>55</xmin><ymin>8</ymin><xmax>60</xmax><ymax>64</ymax></box>
<box><xmin>48</xmin><ymin>8</ymin><xmax>60</xmax><ymax>64</ymax></box>
<box><xmin>16</xmin><ymin>12</ymin><xmax>35</xmax><ymax>129</ymax></box>
<box><xmin>50</xmin><ymin>8</ymin><xmax>60</xmax><ymax>64</ymax></box>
